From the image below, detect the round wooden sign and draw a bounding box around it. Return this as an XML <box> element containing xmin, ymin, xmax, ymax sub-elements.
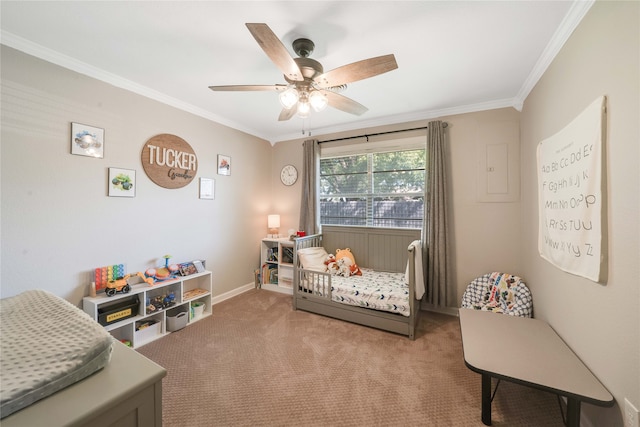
<box><xmin>141</xmin><ymin>134</ymin><xmax>198</xmax><ymax>189</ymax></box>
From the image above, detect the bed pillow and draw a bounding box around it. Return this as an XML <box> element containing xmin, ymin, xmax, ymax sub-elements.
<box><xmin>297</xmin><ymin>247</ymin><xmax>329</xmax><ymax>272</ymax></box>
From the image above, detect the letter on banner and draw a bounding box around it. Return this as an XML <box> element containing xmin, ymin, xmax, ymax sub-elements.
<box><xmin>537</xmin><ymin>96</ymin><xmax>605</xmax><ymax>282</ymax></box>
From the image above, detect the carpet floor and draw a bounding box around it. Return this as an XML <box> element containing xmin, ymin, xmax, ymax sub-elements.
<box><xmin>138</xmin><ymin>289</ymin><xmax>565</xmax><ymax>426</ymax></box>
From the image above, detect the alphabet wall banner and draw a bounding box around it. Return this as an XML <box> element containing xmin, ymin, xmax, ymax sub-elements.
<box><xmin>141</xmin><ymin>134</ymin><xmax>197</xmax><ymax>189</ymax></box>
<box><xmin>537</xmin><ymin>96</ymin><xmax>606</xmax><ymax>282</ymax></box>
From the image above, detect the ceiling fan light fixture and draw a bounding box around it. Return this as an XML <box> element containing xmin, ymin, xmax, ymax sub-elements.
<box><xmin>309</xmin><ymin>90</ymin><xmax>328</xmax><ymax>112</ymax></box>
<box><xmin>297</xmin><ymin>101</ymin><xmax>311</xmax><ymax>118</ymax></box>
<box><xmin>279</xmin><ymin>86</ymin><xmax>299</xmax><ymax>109</ymax></box>
<box><xmin>209</xmin><ymin>24</ymin><xmax>398</xmax><ymax>122</ymax></box>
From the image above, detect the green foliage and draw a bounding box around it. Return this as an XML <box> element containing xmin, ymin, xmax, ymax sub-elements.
<box><xmin>320</xmin><ymin>149</ymin><xmax>425</xmax><ymax>197</ymax></box>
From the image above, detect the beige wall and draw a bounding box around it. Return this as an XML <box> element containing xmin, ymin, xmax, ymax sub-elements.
<box><xmin>276</xmin><ymin>107</ymin><xmax>523</xmax><ymax>309</ymax></box>
<box><xmin>269</xmin><ymin>139</ymin><xmax>304</xmax><ymax>237</ymax></box>
<box><xmin>520</xmin><ymin>1</ymin><xmax>639</xmax><ymax>425</ymax></box>
<box><xmin>1</xmin><ymin>46</ymin><xmax>273</xmax><ymax>303</ymax></box>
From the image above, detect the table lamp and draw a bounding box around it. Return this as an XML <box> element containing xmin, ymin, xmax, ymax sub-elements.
<box><xmin>267</xmin><ymin>214</ymin><xmax>280</xmax><ymax>238</ymax></box>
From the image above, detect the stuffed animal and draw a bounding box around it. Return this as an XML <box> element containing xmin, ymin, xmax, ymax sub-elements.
<box><xmin>335</xmin><ymin>248</ymin><xmax>356</xmax><ymax>265</ymax></box>
<box><xmin>334</xmin><ymin>257</ymin><xmax>352</xmax><ymax>277</ymax></box>
<box><xmin>324</xmin><ymin>254</ymin><xmax>339</xmax><ymax>273</ymax></box>
<box><xmin>324</xmin><ymin>253</ymin><xmax>336</xmax><ymax>266</ymax></box>
<box><xmin>325</xmin><ymin>251</ymin><xmax>363</xmax><ymax>277</ymax></box>
<box><xmin>349</xmin><ymin>262</ymin><xmax>362</xmax><ymax>276</ymax></box>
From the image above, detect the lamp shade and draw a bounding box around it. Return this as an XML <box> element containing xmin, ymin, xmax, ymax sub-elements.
<box><xmin>309</xmin><ymin>90</ymin><xmax>328</xmax><ymax>112</ymax></box>
<box><xmin>267</xmin><ymin>214</ymin><xmax>280</xmax><ymax>228</ymax></box>
<box><xmin>279</xmin><ymin>87</ymin><xmax>299</xmax><ymax>109</ymax></box>
<box><xmin>297</xmin><ymin>101</ymin><xmax>310</xmax><ymax>118</ymax></box>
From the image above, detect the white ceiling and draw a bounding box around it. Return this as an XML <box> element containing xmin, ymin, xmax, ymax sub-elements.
<box><xmin>1</xmin><ymin>1</ymin><xmax>591</xmax><ymax>144</ymax></box>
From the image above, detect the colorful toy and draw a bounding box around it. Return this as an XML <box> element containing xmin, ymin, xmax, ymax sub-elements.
<box><xmin>105</xmin><ymin>275</ymin><xmax>131</xmax><ymax>297</ymax></box>
<box><xmin>154</xmin><ymin>267</ymin><xmax>171</xmax><ymax>280</ymax></box>
<box><xmin>103</xmin><ymin>270</ymin><xmax>153</xmax><ymax>297</ymax></box>
<box><xmin>163</xmin><ymin>292</ymin><xmax>176</xmax><ymax>307</ymax></box>
<box><xmin>144</xmin><ymin>256</ymin><xmax>180</xmax><ymax>283</ymax></box>
<box><xmin>131</xmin><ymin>271</ymin><xmax>155</xmax><ymax>286</ymax></box>
<box><xmin>94</xmin><ymin>264</ymin><xmax>125</xmax><ymax>293</ymax></box>
<box><xmin>147</xmin><ymin>291</ymin><xmax>176</xmax><ymax>312</ymax></box>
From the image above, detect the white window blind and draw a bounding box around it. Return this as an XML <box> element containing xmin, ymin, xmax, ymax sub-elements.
<box><xmin>319</xmin><ymin>135</ymin><xmax>426</xmax><ymax>229</ymax></box>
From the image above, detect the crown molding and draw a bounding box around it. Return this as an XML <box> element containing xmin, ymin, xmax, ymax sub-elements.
<box><xmin>270</xmin><ymin>98</ymin><xmax>517</xmax><ymax>144</ymax></box>
<box><xmin>1</xmin><ymin>30</ymin><xmax>270</xmax><ymax>141</ymax></box>
<box><xmin>514</xmin><ymin>0</ymin><xmax>595</xmax><ymax>109</ymax></box>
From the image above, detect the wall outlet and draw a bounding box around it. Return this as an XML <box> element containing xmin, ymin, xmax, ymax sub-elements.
<box><xmin>625</xmin><ymin>398</ymin><xmax>640</xmax><ymax>427</ymax></box>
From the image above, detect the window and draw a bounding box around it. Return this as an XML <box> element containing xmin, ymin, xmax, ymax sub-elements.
<box><xmin>320</xmin><ymin>149</ymin><xmax>425</xmax><ymax>229</ymax></box>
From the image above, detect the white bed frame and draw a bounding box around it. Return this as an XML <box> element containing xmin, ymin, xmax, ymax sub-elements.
<box><xmin>293</xmin><ymin>225</ymin><xmax>422</xmax><ymax>340</ymax></box>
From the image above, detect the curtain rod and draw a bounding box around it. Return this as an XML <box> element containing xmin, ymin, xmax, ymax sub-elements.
<box><xmin>318</xmin><ymin>122</ymin><xmax>448</xmax><ymax>144</ymax></box>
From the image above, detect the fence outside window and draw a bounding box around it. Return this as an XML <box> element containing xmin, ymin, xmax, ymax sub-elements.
<box><xmin>320</xmin><ymin>149</ymin><xmax>425</xmax><ymax>229</ymax></box>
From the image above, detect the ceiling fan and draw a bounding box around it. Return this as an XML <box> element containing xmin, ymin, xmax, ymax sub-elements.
<box><xmin>208</xmin><ymin>23</ymin><xmax>398</xmax><ymax>121</ymax></box>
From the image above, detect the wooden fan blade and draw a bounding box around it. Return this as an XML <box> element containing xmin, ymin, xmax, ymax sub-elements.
<box><xmin>246</xmin><ymin>23</ymin><xmax>303</xmax><ymax>82</ymax></box>
<box><xmin>314</xmin><ymin>54</ymin><xmax>398</xmax><ymax>88</ymax></box>
<box><xmin>324</xmin><ymin>91</ymin><xmax>368</xmax><ymax>116</ymax></box>
<box><xmin>278</xmin><ymin>108</ymin><xmax>297</xmax><ymax>121</ymax></box>
<box><xmin>208</xmin><ymin>84</ymin><xmax>286</xmax><ymax>92</ymax></box>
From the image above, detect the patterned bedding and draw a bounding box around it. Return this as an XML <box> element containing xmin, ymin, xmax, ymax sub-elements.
<box><xmin>0</xmin><ymin>290</ymin><xmax>113</xmax><ymax>419</ymax></box>
<box><xmin>300</xmin><ymin>268</ymin><xmax>410</xmax><ymax>316</ymax></box>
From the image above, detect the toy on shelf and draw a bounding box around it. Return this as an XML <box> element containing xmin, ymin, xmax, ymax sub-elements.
<box><xmin>145</xmin><ymin>267</ymin><xmax>174</xmax><ymax>282</ymax></box>
<box><xmin>146</xmin><ymin>291</ymin><xmax>176</xmax><ymax>313</ymax></box>
<box><xmin>128</xmin><ymin>271</ymin><xmax>154</xmax><ymax>287</ymax></box>
<box><xmin>144</xmin><ymin>254</ymin><xmax>181</xmax><ymax>284</ymax></box>
<box><xmin>94</xmin><ymin>264</ymin><xmax>125</xmax><ymax>293</ymax></box>
<box><xmin>105</xmin><ymin>275</ymin><xmax>131</xmax><ymax>297</ymax></box>
<box><xmin>102</xmin><ymin>271</ymin><xmax>156</xmax><ymax>297</ymax></box>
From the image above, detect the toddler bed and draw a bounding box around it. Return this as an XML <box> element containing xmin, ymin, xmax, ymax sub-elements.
<box><xmin>293</xmin><ymin>226</ymin><xmax>423</xmax><ymax>339</ymax></box>
<box><xmin>0</xmin><ymin>289</ymin><xmax>114</xmax><ymax>419</ymax></box>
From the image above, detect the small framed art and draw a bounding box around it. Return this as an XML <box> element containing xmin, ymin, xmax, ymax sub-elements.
<box><xmin>199</xmin><ymin>177</ymin><xmax>215</xmax><ymax>200</ymax></box>
<box><xmin>71</xmin><ymin>122</ymin><xmax>104</xmax><ymax>158</ymax></box>
<box><xmin>108</xmin><ymin>167</ymin><xmax>136</xmax><ymax>197</ymax></box>
<box><xmin>217</xmin><ymin>154</ymin><xmax>231</xmax><ymax>176</ymax></box>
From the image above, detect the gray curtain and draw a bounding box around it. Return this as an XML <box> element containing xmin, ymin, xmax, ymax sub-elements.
<box><xmin>424</xmin><ymin>120</ymin><xmax>451</xmax><ymax>307</ymax></box>
<box><xmin>299</xmin><ymin>139</ymin><xmax>319</xmax><ymax>235</ymax></box>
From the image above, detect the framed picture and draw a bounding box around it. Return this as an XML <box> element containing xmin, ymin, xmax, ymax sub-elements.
<box><xmin>71</xmin><ymin>122</ymin><xmax>104</xmax><ymax>158</ymax></box>
<box><xmin>108</xmin><ymin>167</ymin><xmax>136</xmax><ymax>197</ymax></box>
<box><xmin>217</xmin><ymin>154</ymin><xmax>231</xmax><ymax>176</ymax></box>
<box><xmin>199</xmin><ymin>177</ymin><xmax>215</xmax><ymax>200</ymax></box>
